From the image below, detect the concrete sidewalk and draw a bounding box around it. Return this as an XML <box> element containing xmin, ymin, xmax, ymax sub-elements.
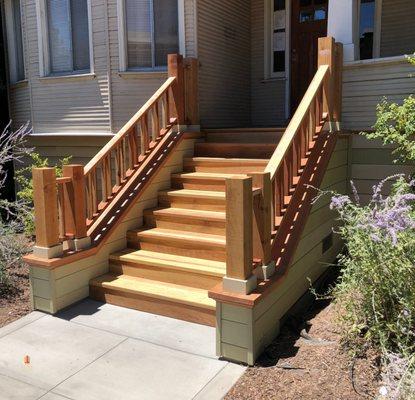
<box><xmin>0</xmin><ymin>299</ymin><xmax>245</xmax><ymax>400</ymax></box>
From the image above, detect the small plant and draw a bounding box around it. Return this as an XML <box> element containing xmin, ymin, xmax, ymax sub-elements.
<box><xmin>15</xmin><ymin>153</ymin><xmax>71</xmax><ymax>235</ymax></box>
<box><xmin>317</xmin><ymin>175</ymin><xmax>415</xmax><ymax>358</ymax></box>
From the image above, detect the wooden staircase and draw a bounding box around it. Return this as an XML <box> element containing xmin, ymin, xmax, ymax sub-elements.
<box><xmin>89</xmin><ymin>128</ymin><xmax>282</xmax><ymax>326</ymax></box>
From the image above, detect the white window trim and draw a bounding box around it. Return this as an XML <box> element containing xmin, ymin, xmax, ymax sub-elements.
<box><xmin>117</xmin><ymin>0</ymin><xmax>185</xmax><ymax>73</ymax></box>
<box><xmin>4</xmin><ymin>0</ymin><xmax>26</xmax><ymax>84</ymax></box>
<box><xmin>264</xmin><ymin>0</ymin><xmax>290</xmax><ymax>80</ymax></box>
<box><xmin>357</xmin><ymin>0</ymin><xmax>382</xmax><ymax>60</ymax></box>
<box><xmin>35</xmin><ymin>0</ymin><xmax>94</xmax><ymax>77</ymax></box>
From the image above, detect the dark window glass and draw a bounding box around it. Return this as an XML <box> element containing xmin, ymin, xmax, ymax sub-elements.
<box><xmin>273</xmin><ymin>51</ymin><xmax>285</xmax><ymax>72</ymax></box>
<box><xmin>314</xmin><ymin>7</ymin><xmax>326</xmax><ymax>21</ymax></box>
<box><xmin>359</xmin><ymin>0</ymin><xmax>375</xmax><ymax>59</ymax></box>
<box><xmin>274</xmin><ymin>0</ymin><xmax>285</xmax><ymax>11</ymax></box>
<box><xmin>300</xmin><ymin>0</ymin><xmax>312</xmax><ymax>6</ymax></box>
<box><xmin>300</xmin><ymin>10</ymin><xmax>313</xmax><ymax>22</ymax></box>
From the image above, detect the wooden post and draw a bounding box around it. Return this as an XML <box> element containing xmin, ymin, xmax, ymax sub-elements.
<box><xmin>62</xmin><ymin>165</ymin><xmax>90</xmax><ymax>250</ymax></box>
<box><xmin>333</xmin><ymin>42</ymin><xmax>343</xmax><ymax>126</ymax></box>
<box><xmin>318</xmin><ymin>37</ymin><xmax>335</xmax><ymax>124</ymax></box>
<box><xmin>32</xmin><ymin>167</ymin><xmax>62</xmax><ymax>258</ymax></box>
<box><xmin>183</xmin><ymin>57</ymin><xmax>199</xmax><ymax>126</ymax></box>
<box><xmin>249</xmin><ymin>172</ymin><xmax>272</xmax><ymax>270</ymax></box>
<box><xmin>224</xmin><ymin>176</ymin><xmax>257</xmax><ymax>294</ymax></box>
<box><xmin>168</xmin><ymin>54</ymin><xmax>185</xmax><ymax>125</ymax></box>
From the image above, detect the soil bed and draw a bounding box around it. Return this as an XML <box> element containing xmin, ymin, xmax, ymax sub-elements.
<box><xmin>225</xmin><ymin>299</ymin><xmax>380</xmax><ymax>399</ymax></box>
<box><xmin>0</xmin><ymin>262</ymin><xmax>32</xmax><ymax>328</ymax></box>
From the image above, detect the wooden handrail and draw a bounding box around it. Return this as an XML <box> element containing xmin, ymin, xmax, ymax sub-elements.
<box><xmin>265</xmin><ymin>65</ymin><xmax>329</xmax><ymax>181</ymax></box>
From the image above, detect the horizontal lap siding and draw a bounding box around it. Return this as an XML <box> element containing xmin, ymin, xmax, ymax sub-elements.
<box><xmin>24</xmin><ymin>0</ymin><xmax>111</xmax><ymax>134</ymax></box>
<box><xmin>380</xmin><ymin>0</ymin><xmax>415</xmax><ymax>58</ymax></box>
<box><xmin>9</xmin><ymin>85</ymin><xmax>31</xmax><ymax>129</ymax></box>
<box><xmin>197</xmin><ymin>0</ymin><xmax>251</xmax><ymax>128</ymax></box>
<box><xmin>342</xmin><ymin>60</ymin><xmax>415</xmax><ymax>130</ymax></box>
<box><xmin>251</xmin><ymin>0</ymin><xmax>286</xmax><ymax>127</ymax></box>
<box><xmin>350</xmin><ymin>135</ymin><xmax>415</xmax><ymax>204</ymax></box>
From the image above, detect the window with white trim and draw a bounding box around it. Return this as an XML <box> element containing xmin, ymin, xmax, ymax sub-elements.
<box><xmin>45</xmin><ymin>0</ymin><xmax>91</xmax><ymax>74</ymax></box>
<box><xmin>265</xmin><ymin>0</ymin><xmax>288</xmax><ymax>79</ymax></box>
<box><xmin>5</xmin><ymin>0</ymin><xmax>25</xmax><ymax>83</ymax></box>
<box><xmin>122</xmin><ymin>0</ymin><xmax>179</xmax><ymax>70</ymax></box>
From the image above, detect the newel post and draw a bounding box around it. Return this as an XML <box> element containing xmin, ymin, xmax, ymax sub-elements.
<box><xmin>318</xmin><ymin>36</ymin><xmax>343</xmax><ymax>131</ymax></box>
<box><xmin>168</xmin><ymin>53</ymin><xmax>185</xmax><ymax>125</ymax></box>
<box><xmin>223</xmin><ymin>177</ymin><xmax>257</xmax><ymax>295</ymax></box>
<box><xmin>183</xmin><ymin>57</ymin><xmax>199</xmax><ymax>126</ymax></box>
<box><xmin>249</xmin><ymin>172</ymin><xmax>275</xmax><ymax>280</ymax></box>
<box><xmin>32</xmin><ymin>167</ymin><xmax>63</xmax><ymax>259</ymax></box>
<box><xmin>62</xmin><ymin>165</ymin><xmax>91</xmax><ymax>251</ymax></box>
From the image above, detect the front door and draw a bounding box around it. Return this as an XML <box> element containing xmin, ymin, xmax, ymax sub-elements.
<box><xmin>290</xmin><ymin>0</ymin><xmax>328</xmax><ymax>114</ymax></box>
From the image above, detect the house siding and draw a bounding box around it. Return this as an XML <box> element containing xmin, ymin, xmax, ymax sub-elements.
<box><xmin>9</xmin><ymin>84</ymin><xmax>31</xmax><ymax>129</ymax></box>
<box><xmin>380</xmin><ymin>0</ymin><xmax>415</xmax><ymax>58</ymax></box>
<box><xmin>251</xmin><ymin>0</ymin><xmax>286</xmax><ymax>127</ymax></box>
<box><xmin>342</xmin><ymin>58</ymin><xmax>415</xmax><ymax>131</ymax></box>
<box><xmin>197</xmin><ymin>0</ymin><xmax>251</xmax><ymax>128</ymax></box>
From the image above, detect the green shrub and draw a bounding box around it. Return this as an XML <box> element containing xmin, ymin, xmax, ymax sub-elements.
<box><xmin>324</xmin><ymin>176</ymin><xmax>415</xmax><ymax>358</ymax></box>
<box><xmin>15</xmin><ymin>153</ymin><xmax>71</xmax><ymax>235</ymax></box>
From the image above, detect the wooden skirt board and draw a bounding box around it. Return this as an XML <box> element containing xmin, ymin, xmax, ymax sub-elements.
<box><xmin>90</xmin><ymin>286</ymin><xmax>216</xmax><ymax>327</ymax></box>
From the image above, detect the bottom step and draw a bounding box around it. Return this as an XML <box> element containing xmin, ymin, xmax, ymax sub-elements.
<box><xmin>90</xmin><ymin>274</ymin><xmax>216</xmax><ymax>326</ymax></box>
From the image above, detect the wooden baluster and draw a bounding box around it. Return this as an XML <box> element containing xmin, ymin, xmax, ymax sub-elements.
<box><xmin>309</xmin><ymin>100</ymin><xmax>316</xmax><ymax>141</ymax></box>
<box><xmin>115</xmin><ymin>145</ymin><xmax>122</xmax><ymax>187</ymax></box>
<box><xmin>57</xmin><ymin>182</ymin><xmax>66</xmax><ymax>240</ymax></box>
<box><xmin>152</xmin><ymin>103</ymin><xmax>160</xmax><ymax>141</ymax></box>
<box><xmin>101</xmin><ymin>156</ymin><xmax>110</xmax><ymax>201</ymax></box>
<box><xmin>275</xmin><ymin>168</ymin><xmax>283</xmax><ymax>217</ymax></box>
<box><xmin>89</xmin><ymin>169</ymin><xmax>98</xmax><ymax>216</ymax></box>
<box><xmin>283</xmin><ymin>157</ymin><xmax>290</xmax><ymax>200</ymax></box>
<box><xmin>128</xmin><ymin>129</ymin><xmax>138</xmax><ymax>170</ymax></box>
<box><xmin>292</xmin><ymin>136</ymin><xmax>299</xmax><ymax>179</ymax></box>
<box><xmin>140</xmin><ymin>114</ymin><xmax>149</xmax><ymax>157</ymax></box>
<box><xmin>163</xmin><ymin>91</ymin><xmax>169</xmax><ymax>128</ymax></box>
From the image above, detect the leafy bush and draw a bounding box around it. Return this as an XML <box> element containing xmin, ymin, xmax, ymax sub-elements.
<box><xmin>324</xmin><ymin>176</ymin><xmax>415</xmax><ymax>358</ymax></box>
<box><xmin>15</xmin><ymin>153</ymin><xmax>71</xmax><ymax>235</ymax></box>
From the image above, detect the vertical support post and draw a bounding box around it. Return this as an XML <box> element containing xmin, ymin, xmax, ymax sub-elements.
<box><xmin>62</xmin><ymin>165</ymin><xmax>91</xmax><ymax>251</ymax></box>
<box><xmin>168</xmin><ymin>54</ymin><xmax>185</xmax><ymax>125</ymax></box>
<box><xmin>183</xmin><ymin>57</ymin><xmax>199</xmax><ymax>126</ymax></box>
<box><xmin>249</xmin><ymin>172</ymin><xmax>275</xmax><ymax>280</ymax></box>
<box><xmin>223</xmin><ymin>177</ymin><xmax>257</xmax><ymax>294</ymax></box>
<box><xmin>32</xmin><ymin>168</ymin><xmax>63</xmax><ymax>259</ymax></box>
<box><xmin>318</xmin><ymin>36</ymin><xmax>335</xmax><ymax>128</ymax></box>
<box><xmin>333</xmin><ymin>42</ymin><xmax>343</xmax><ymax>128</ymax></box>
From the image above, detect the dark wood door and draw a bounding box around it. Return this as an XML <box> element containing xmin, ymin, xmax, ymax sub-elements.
<box><xmin>290</xmin><ymin>0</ymin><xmax>328</xmax><ymax>114</ymax></box>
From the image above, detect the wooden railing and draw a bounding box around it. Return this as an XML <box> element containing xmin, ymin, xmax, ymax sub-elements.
<box><xmin>32</xmin><ymin>54</ymin><xmax>198</xmax><ymax>259</ymax></box>
<box><xmin>222</xmin><ymin>37</ymin><xmax>343</xmax><ymax>295</ymax></box>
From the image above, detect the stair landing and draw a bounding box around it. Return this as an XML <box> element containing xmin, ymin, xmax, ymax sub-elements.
<box><xmin>89</xmin><ymin>128</ymin><xmax>283</xmax><ymax>326</ymax></box>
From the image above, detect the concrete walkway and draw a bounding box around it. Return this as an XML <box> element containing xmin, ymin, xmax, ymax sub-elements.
<box><xmin>0</xmin><ymin>299</ymin><xmax>245</xmax><ymax>400</ymax></box>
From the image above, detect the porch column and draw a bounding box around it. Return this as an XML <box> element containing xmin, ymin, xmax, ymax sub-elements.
<box><xmin>327</xmin><ymin>0</ymin><xmax>358</xmax><ymax>62</ymax></box>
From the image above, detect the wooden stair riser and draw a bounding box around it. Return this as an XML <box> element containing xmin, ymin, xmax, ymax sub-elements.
<box><xmin>144</xmin><ymin>212</ymin><xmax>226</xmax><ymax>235</ymax></box>
<box><xmin>194</xmin><ymin>143</ymin><xmax>277</xmax><ymax>159</ymax></box>
<box><xmin>109</xmin><ymin>261</ymin><xmax>223</xmax><ymax>290</ymax></box>
<box><xmin>90</xmin><ymin>286</ymin><xmax>216</xmax><ymax>327</ymax></box>
<box><xmin>127</xmin><ymin>232</ymin><xmax>226</xmax><ymax>262</ymax></box>
<box><xmin>204</xmin><ymin>131</ymin><xmax>284</xmax><ymax>144</ymax></box>
<box><xmin>171</xmin><ymin>176</ymin><xmax>228</xmax><ymax>192</ymax></box>
<box><xmin>158</xmin><ymin>193</ymin><xmax>226</xmax><ymax>212</ymax></box>
<box><xmin>183</xmin><ymin>159</ymin><xmax>268</xmax><ymax>174</ymax></box>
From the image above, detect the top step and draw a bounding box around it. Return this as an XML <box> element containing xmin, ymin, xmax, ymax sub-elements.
<box><xmin>203</xmin><ymin>127</ymin><xmax>285</xmax><ymax>144</ymax></box>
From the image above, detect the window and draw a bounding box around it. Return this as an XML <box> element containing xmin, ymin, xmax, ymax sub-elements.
<box><xmin>45</xmin><ymin>0</ymin><xmax>91</xmax><ymax>74</ymax></box>
<box><xmin>359</xmin><ymin>0</ymin><xmax>376</xmax><ymax>59</ymax></box>
<box><xmin>267</xmin><ymin>0</ymin><xmax>287</xmax><ymax>77</ymax></box>
<box><xmin>5</xmin><ymin>0</ymin><xmax>25</xmax><ymax>83</ymax></box>
<box><xmin>124</xmin><ymin>0</ymin><xmax>179</xmax><ymax>70</ymax></box>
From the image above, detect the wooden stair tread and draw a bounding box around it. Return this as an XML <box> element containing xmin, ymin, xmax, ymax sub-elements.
<box><xmin>159</xmin><ymin>188</ymin><xmax>226</xmax><ymax>200</ymax></box>
<box><xmin>130</xmin><ymin>228</ymin><xmax>226</xmax><ymax>246</ymax></box>
<box><xmin>90</xmin><ymin>274</ymin><xmax>216</xmax><ymax>310</ymax></box>
<box><xmin>145</xmin><ymin>207</ymin><xmax>226</xmax><ymax>221</ymax></box>
<box><xmin>203</xmin><ymin>127</ymin><xmax>285</xmax><ymax>133</ymax></box>
<box><xmin>172</xmin><ymin>172</ymin><xmax>247</xmax><ymax>181</ymax></box>
<box><xmin>110</xmin><ymin>249</ymin><xmax>226</xmax><ymax>276</ymax></box>
<box><xmin>184</xmin><ymin>157</ymin><xmax>268</xmax><ymax>165</ymax></box>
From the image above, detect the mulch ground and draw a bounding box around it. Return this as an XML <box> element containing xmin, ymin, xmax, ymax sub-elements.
<box><xmin>225</xmin><ymin>300</ymin><xmax>380</xmax><ymax>400</ymax></box>
<box><xmin>0</xmin><ymin>262</ymin><xmax>32</xmax><ymax>328</ymax></box>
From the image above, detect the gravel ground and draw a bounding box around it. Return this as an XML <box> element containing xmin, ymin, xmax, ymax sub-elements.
<box><xmin>225</xmin><ymin>300</ymin><xmax>380</xmax><ymax>400</ymax></box>
<box><xmin>0</xmin><ymin>262</ymin><xmax>32</xmax><ymax>328</ymax></box>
